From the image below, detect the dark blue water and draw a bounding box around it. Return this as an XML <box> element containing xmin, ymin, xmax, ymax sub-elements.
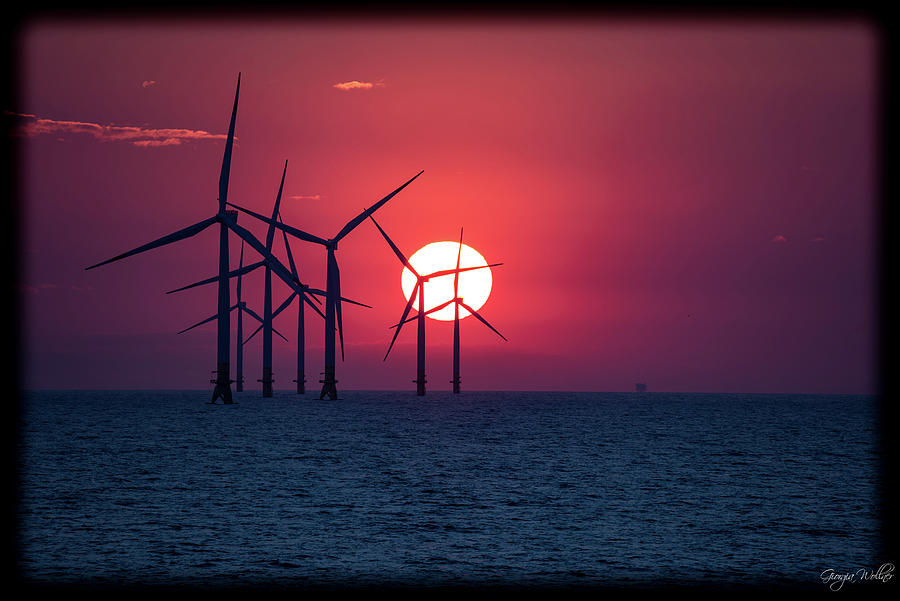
<box><xmin>17</xmin><ymin>391</ymin><xmax>883</xmax><ymax>589</ymax></box>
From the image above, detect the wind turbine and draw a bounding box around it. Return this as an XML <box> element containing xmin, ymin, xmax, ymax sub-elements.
<box><xmin>259</xmin><ymin>160</ymin><xmax>289</xmax><ymax>397</ymax></box>
<box><xmin>447</xmin><ymin>228</ymin><xmax>506</xmax><ymax>392</ymax></box>
<box><xmin>242</xmin><ymin>274</ymin><xmax>324</xmax><ymax>394</ymax></box>
<box><xmin>175</xmin><ymin>240</ymin><xmax>290</xmax><ymax>393</ymax></box>
<box><xmin>168</xmin><ymin>208</ymin><xmax>336</xmax><ymax>399</ymax></box>
<box><xmin>227</xmin><ymin>170</ymin><xmax>424</xmax><ymax>400</ymax></box>
<box><xmin>85</xmin><ymin>73</ymin><xmax>310</xmax><ymax>404</ymax></box>
<box><xmin>401</xmin><ymin>228</ymin><xmax>505</xmax><ymax>392</ymax></box>
<box><xmin>166</xmin><ymin>211</ymin><xmax>348</xmax><ymax>397</ymax></box>
<box><xmin>241</xmin><ymin>213</ymin><xmax>330</xmax><ymax>394</ymax></box>
<box><xmin>368</xmin><ymin>217</ymin><xmax>502</xmax><ymax>396</ymax></box>
<box><xmin>272</xmin><ymin>211</ymin><xmax>326</xmax><ymax>394</ymax></box>
<box><xmin>235</xmin><ymin>241</ymin><xmax>247</xmax><ymax>391</ymax></box>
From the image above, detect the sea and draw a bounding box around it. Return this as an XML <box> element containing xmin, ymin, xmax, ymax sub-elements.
<box><xmin>15</xmin><ymin>390</ymin><xmax>888</xmax><ymax>590</ymax></box>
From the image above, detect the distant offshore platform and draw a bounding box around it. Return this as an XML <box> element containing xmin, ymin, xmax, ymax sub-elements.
<box><xmin>635</xmin><ymin>383</ymin><xmax>648</xmax><ymax>393</ymax></box>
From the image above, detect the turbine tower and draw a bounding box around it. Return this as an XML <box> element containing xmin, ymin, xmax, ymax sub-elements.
<box><xmin>227</xmin><ymin>216</ymin><xmax>338</xmax><ymax>395</ymax></box>
<box><xmin>390</xmin><ymin>227</ymin><xmax>507</xmax><ymax>393</ymax></box>
<box><xmin>449</xmin><ymin>228</ymin><xmax>506</xmax><ymax>392</ymax></box>
<box><xmin>236</xmin><ymin>241</ymin><xmax>246</xmax><ymax>391</ymax></box>
<box><xmin>227</xmin><ymin>171</ymin><xmax>424</xmax><ymax>400</ymax></box>
<box><xmin>168</xmin><ymin>225</ymin><xmax>334</xmax><ymax>398</ymax></box>
<box><xmin>243</xmin><ymin>282</ymin><xmax>324</xmax><ymax>394</ymax></box>
<box><xmin>167</xmin><ymin>213</ymin><xmax>343</xmax><ymax>397</ymax></box>
<box><xmin>171</xmin><ymin>240</ymin><xmax>259</xmax><ymax>392</ymax></box>
<box><xmin>274</xmin><ymin>212</ymin><xmax>326</xmax><ymax>394</ymax></box>
<box><xmin>369</xmin><ymin>217</ymin><xmax>501</xmax><ymax>396</ymax></box>
<box><xmin>260</xmin><ymin>160</ymin><xmax>289</xmax><ymax>397</ymax></box>
<box><xmin>243</xmin><ymin>213</ymin><xmax>336</xmax><ymax>395</ymax></box>
<box><xmin>176</xmin><ymin>272</ymin><xmax>290</xmax><ymax>394</ymax></box>
<box><xmin>85</xmin><ymin>73</ymin><xmax>309</xmax><ymax>403</ymax></box>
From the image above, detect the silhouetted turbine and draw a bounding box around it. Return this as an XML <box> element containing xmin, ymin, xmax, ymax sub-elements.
<box><xmin>227</xmin><ymin>170</ymin><xmax>423</xmax><ymax>400</ymax></box>
<box><xmin>369</xmin><ymin>216</ymin><xmax>502</xmax><ymax>396</ymax></box>
<box><xmin>177</xmin><ymin>241</ymin><xmax>289</xmax><ymax>392</ymax></box>
<box><xmin>273</xmin><ymin>211</ymin><xmax>326</xmax><ymax>394</ymax></box>
<box><xmin>85</xmin><ymin>73</ymin><xmax>309</xmax><ymax>404</ymax></box>
<box><xmin>167</xmin><ymin>240</ymin><xmax>260</xmax><ymax>392</ymax></box>
<box><xmin>172</xmin><ymin>240</ymin><xmax>261</xmax><ymax>392</ymax></box>
<box><xmin>168</xmin><ymin>218</ymin><xmax>335</xmax><ymax>398</ymax></box>
<box><xmin>242</xmin><ymin>212</ymin><xmax>334</xmax><ymax>394</ymax></box>
<box><xmin>259</xmin><ymin>160</ymin><xmax>289</xmax><ymax>397</ymax></box>
<box><xmin>450</xmin><ymin>228</ymin><xmax>506</xmax><ymax>392</ymax></box>
<box><xmin>168</xmin><ymin>208</ymin><xmax>361</xmax><ymax>397</ymax></box>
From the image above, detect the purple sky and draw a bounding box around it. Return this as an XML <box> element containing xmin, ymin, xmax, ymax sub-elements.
<box><xmin>15</xmin><ymin>17</ymin><xmax>880</xmax><ymax>393</ymax></box>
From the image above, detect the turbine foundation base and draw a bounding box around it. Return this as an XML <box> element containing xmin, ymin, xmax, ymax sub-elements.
<box><xmin>260</xmin><ymin>367</ymin><xmax>273</xmax><ymax>398</ymax></box>
<box><xmin>210</xmin><ymin>363</ymin><xmax>233</xmax><ymax>404</ymax></box>
<box><xmin>294</xmin><ymin>371</ymin><xmax>306</xmax><ymax>394</ymax></box>
<box><xmin>319</xmin><ymin>367</ymin><xmax>338</xmax><ymax>400</ymax></box>
<box><xmin>415</xmin><ymin>371</ymin><xmax>426</xmax><ymax>396</ymax></box>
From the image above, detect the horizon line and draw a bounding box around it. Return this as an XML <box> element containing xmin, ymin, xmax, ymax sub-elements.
<box><xmin>17</xmin><ymin>388</ymin><xmax>879</xmax><ymax>396</ymax></box>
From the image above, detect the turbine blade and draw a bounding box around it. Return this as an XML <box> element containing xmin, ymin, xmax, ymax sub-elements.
<box><xmin>454</xmin><ymin>227</ymin><xmax>463</xmax><ymax>298</ymax></box>
<box><xmin>301</xmin><ymin>287</ymin><xmax>327</xmax><ymax>302</ymax></box>
<box><xmin>272</xmin><ymin>292</ymin><xmax>297</xmax><ymax>320</ymax></box>
<box><xmin>383</xmin><ymin>281</ymin><xmax>418</xmax><ymax>361</ymax></box>
<box><xmin>85</xmin><ymin>216</ymin><xmax>218</xmax><ymax>270</ymax></box>
<box><xmin>389</xmin><ymin>314</ymin><xmax>417</xmax><ymax>328</ymax></box>
<box><xmin>245</xmin><ymin>308</ymin><xmax>287</xmax><ymax>343</ymax></box>
<box><xmin>459</xmin><ymin>301</ymin><xmax>507</xmax><ymax>341</ymax></box>
<box><xmin>303</xmin><ymin>292</ymin><xmax>326</xmax><ymax>320</ymax></box>
<box><xmin>333</xmin><ymin>170</ymin><xmax>424</xmax><ymax>242</ymax></box>
<box><xmin>227</xmin><ymin>201</ymin><xmax>329</xmax><ymax>246</ymax></box>
<box><xmin>274</xmin><ymin>209</ymin><xmax>322</xmax><ymax>307</ymax></box>
<box><xmin>224</xmin><ymin>214</ymin><xmax>313</xmax><ymax>298</ymax></box>
<box><xmin>244</xmin><ymin>323</ymin><xmax>262</xmax><ymax>345</ymax></box>
<box><xmin>237</xmin><ymin>240</ymin><xmax>245</xmax><ymax>302</ymax></box>
<box><xmin>368</xmin><ymin>215</ymin><xmax>418</xmax><ymax>276</ymax></box>
<box><xmin>243</xmin><ymin>305</ymin><xmax>265</xmax><ymax>324</ymax></box>
<box><xmin>167</xmin><ymin>274</ymin><xmax>219</xmax><ymax>295</ymax></box>
<box><xmin>273</xmin><ymin>326</ymin><xmax>289</xmax><ymax>343</ymax></box>
<box><xmin>218</xmin><ymin>72</ymin><xmax>240</xmax><ymax>212</ymax></box>
<box><xmin>390</xmin><ymin>298</ymin><xmax>454</xmax><ymax>328</ymax></box>
<box><xmin>426</xmin><ymin>298</ymin><xmax>455</xmax><ymax>318</ymax></box>
<box><xmin>335</xmin><ymin>260</ymin><xmax>345</xmax><ymax>361</ymax></box>
<box><xmin>338</xmin><ymin>296</ymin><xmax>372</xmax><ymax>309</ymax></box>
<box><xmin>278</xmin><ymin>212</ymin><xmax>300</xmax><ymax>279</ymax></box>
<box><xmin>177</xmin><ymin>312</ymin><xmax>219</xmax><ymax>335</ymax></box>
<box><xmin>266</xmin><ymin>160</ymin><xmax>288</xmax><ymax>251</ymax></box>
<box><xmin>165</xmin><ymin>260</ymin><xmax>264</xmax><ymax>294</ymax></box>
<box><xmin>423</xmin><ymin>262</ymin><xmax>503</xmax><ymax>281</ymax></box>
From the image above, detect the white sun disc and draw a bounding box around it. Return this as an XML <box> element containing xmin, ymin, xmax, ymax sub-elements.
<box><xmin>401</xmin><ymin>241</ymin><xmax>493</xmax><ymax>321</ymax></box>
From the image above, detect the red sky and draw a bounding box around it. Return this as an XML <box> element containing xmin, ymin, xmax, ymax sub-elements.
<box><xmin>15</xmin><ymin>17</ymin><xmax>880</xmax><ymax>393</ymax></box>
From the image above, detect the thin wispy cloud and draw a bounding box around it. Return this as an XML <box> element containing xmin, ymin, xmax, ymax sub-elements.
<box><xmin>333</xmin><ymin>79</ymin><xmax>385</xmax><ymax>91</ymax></box>
<box><xmin>17</xmin><ymin>283</ymin><xmax>72</xmax><ymax>295</ymax></box>
<box><xmin>811</xmin><ymin>236</ymin><xmax>825</xmax><ymax>242</ymax></box>
<box><xmin>132</xmin><ymin>138</ymin><xmax>186</xmax><ymax>147</ymax></box>
<box><xmin>771</xmin><ymin>235</ymin><xmax>788</xmax><ymax>243</ymax></box>
<box><xmin>6</xmin><ymin>111</ymin><xmax>230</xmax><ymax>147</ymax></box>
<box><xmin>141</xmin><ymin>80</ymin><xmax>157</xmax><ymax>88</ymax></box>
<box><xmin>287</xmin><ymin>194</ymin><xmax>323</xmax><ymax>201</ymax></box>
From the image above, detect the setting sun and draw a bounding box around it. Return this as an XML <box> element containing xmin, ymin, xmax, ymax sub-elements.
<box><xmin>400</xmin><ymin>241</ymin><xmax>493</xmax><ymax>321</ymax></box>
